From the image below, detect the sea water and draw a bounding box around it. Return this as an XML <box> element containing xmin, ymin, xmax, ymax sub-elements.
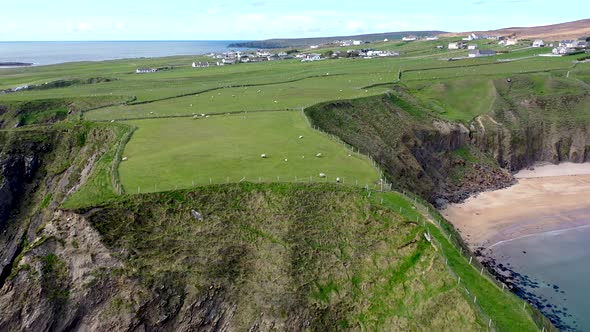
<box><xmin>0</xmin><ymin>41</ymin><xmax>249</xmax><ymax>66</ymax></box>
<box><xmin>490</xmin><ymin>224</ymin><xmax>590</xmax><ymax>331</ymax></box>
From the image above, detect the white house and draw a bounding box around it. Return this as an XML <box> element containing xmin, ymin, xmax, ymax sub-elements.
<box><xmin>425</xmin><ymin>36</ymin><xmax>439</xmax><ymax>41</ymax></box>
<box><xmin>352</xmin><ymin>40</ymin><xmax>362</xmax><ymax>45</ymax></box>
<box><xmin>448</xmin><ymin>42</ymin><xmax>466</xmax><ymax>50</ymax></box>
<box><xmin>560</xmin><ymin>40</ymin><xmax>588</xmax><ymax>48</ymax></box>
<box><xmin>301</xmin><ymin>54</ymin><xmax>322</xmax><ymax>62</ymax></box>
<box><xmin>256</xmin><ymin>50</ymin><xmax>271</xmax><ymax>57</ymax></box>
<box><xmin>310</xmin><ymin>45</ymin><xmax>319</xmax><ymax>49</ymax></box>
<box><xmin>192</xmin><ymin>62</ymin><xmax>211</xmax><ymax>68</ymax></box>
<box><xmin>467</xmin><ymin>44</ymin><xmax>478</xmax><ymax>50</ymax></box>
<box><xmin>532</xmin><ymin>40</ymin><xmax>545</xmax><ymax>48</ymax></box>
<box><xmin>383</xmin><ymin>38</ymin><xmax>389</xmax><ymax>42</ymax></box>
<box><xmin>366</xmin><ymin>50</ymin><xmax>399</xmax><ymax>57</ymax></box>
<box><xmin>463</xmin><ymin>33</ymin><xmax>481</xmax><ymax>41</ymax></box>
<box><xmin>136</xmin><ymin>68</ymin><xmax>157</xmax><ymax>74</ymax></box>
<box><xmin>468</xmin><ymin>49</ymin><xmax>496</xmax><ymax>58</ymax></box>
<box><xmin>402</xmin><ymin>36</ymin><xmax>417</xmax><ymax>41</ymax></box>
<box><xmin>552</xmin><ymin>46</ymin><xmax>576</xmax><ymax>55</ymax></box>
<box><xmin>559</xmin><ymin>40</ymin><xmax>576</xmax><ymax>48</ymax></box>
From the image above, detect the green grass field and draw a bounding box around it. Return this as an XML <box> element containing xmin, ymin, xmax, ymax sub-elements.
<box><xmin>0</xmin><ymin>39</ymin><xmax>584</xmax><ymax>195</ymax></box>
<box><xmin>120</xmin><ymin>111</ymin><xmax>381</xmax><ymax>192</ymax></box>
<box><xmin>1</xmin><ymin>36</ymin><xmax>574</xmax><ymax>331</ymax></box>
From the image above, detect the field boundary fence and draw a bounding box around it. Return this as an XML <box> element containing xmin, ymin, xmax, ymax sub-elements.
<box><xmin>393</xmin><ymin>190</ymin><xmax>557</xmax><ymax>332</ymax></box>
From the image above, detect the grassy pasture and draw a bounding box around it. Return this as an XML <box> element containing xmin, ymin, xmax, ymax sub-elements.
<box><xmin>85</xmin><ymin>73</ymin><xmax>391</xmax><ymax>121</ymax></box>
<box><xmin>119</xmin><ymin>111</ymin><xmax>381</xmax><ymax>193</ymax></box>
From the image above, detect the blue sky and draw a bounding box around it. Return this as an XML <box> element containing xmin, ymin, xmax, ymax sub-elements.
<box><xmin>0</xmin><ymin>0</ymin><xmax>587</xmax><ymax>41</ymax></box>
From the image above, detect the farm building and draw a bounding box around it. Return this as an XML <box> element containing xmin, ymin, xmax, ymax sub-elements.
<box><xmin>425</xmin><ymin>36</ymin><xmax>439</xmax><ymax>41</ymax></box>
<box><xmin>467</xmin><ymin>44</ymin><xmax>478</xmax><ymax>50</ymax></box>
<box><xmin>532</xmin><ymin>40</ymin><xmax>545</xmax><ymax>48</ymax></box>
<box><xmin>448</xmin><ymin>42</ymin><xmax>466</xmax><ymax>50</ymax></box>
<box><xmin>136</xmin><ymin>68</ymin><xmax>157</xmax><ymax>74</ymax></box>
<box><xmin>468</xmin><ymin>49</ymin><xmax>497</xmax><ymax>58</ymax></box>
<box><xmin>402</xmin><ymin>36</ymin><xmax>417</xmax><ymax>41</ymax></box>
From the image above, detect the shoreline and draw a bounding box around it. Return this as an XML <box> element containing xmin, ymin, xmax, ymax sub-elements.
<box><xmin>441</xmin><ymin>162</ymin><xmax>590</xmax><ymax>250</ymax></box>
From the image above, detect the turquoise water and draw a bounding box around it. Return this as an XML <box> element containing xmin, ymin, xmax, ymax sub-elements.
<box><xmin>491</xmin><ymin>224</ymin><xmax>590</xmax><ymax>331</ymax></box>
<box><xmin>0</xmin><ymin>41</ymin><xmax>249</xmax><ymax>66</ymax></box>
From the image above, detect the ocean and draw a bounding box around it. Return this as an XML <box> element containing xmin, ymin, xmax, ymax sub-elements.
<box><xmin>0</xmin><ymin>41</ymin><xmax>248</xmax><ymax>66</ymax></box>
<box><xmin>490</xmin><ymin>224</ymin><xmax>590</xmax><ymax>331</ymax></box>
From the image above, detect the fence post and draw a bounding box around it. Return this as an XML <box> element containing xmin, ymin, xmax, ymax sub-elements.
<box><xmin>469</xmin><ymin>257</ymin><xmax>473</xmax><ymax>265</ymax></box>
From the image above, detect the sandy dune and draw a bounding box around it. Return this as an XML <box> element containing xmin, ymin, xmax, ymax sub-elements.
<box><xmin>442</xmin><ymin>163</ymin><xmax>590</xmax><ymax>249</ymax></box>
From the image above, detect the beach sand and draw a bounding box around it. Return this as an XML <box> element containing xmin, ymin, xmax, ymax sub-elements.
<box><xmin>441</xmin><ymin>163</ymin><xmax>590</xmax><ymax>249</ymax></box>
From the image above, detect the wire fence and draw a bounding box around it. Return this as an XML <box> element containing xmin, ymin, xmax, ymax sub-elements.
<box><xmin>130</xmin><ymin>175</ymin><xmax>393</xmax><ymax>194</ymax></box>
<box><xmin>394</xmin><ymin>189</ymin><xmax>557</xmax><ymax>332</ymax></box>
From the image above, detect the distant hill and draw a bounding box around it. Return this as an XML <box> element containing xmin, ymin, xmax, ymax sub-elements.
<box><xmin>443</xmin><ymin>18</ymin><xmax>590</xmax><ymax>41</ymax></box>
<box><xmin>227</xmin><ymin>31</ymin><xmax>446</xmax><ymax>49</ymax></box>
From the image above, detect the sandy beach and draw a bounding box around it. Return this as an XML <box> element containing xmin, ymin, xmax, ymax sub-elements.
<box><xmin>442</xmin><ymin>163</ymin><xmax>590</xmax><ymax>249</ymax></box>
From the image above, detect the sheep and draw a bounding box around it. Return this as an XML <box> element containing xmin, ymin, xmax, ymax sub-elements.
<box><xmin>284</xmin><ymin>159</ymin><xmax>288</xmax><ymax>162</ymax></box>
<box><xmin>319</xmin><ymin>173</ymin><xmax>326</xmax><ymax>178</ymax></box>
<box><xmin>122</xmin><ymin>157</ymin><xmax>128</xmax><ymax>161</ymax></box>
<box><xmin>299</xmin><ymin>135</ymin><xmax>304</xmax><ymax>139</ymax></box>
<box><xmin>316</xmin><ymin>153</ymin><xmax>323</xmax><ymax>158</ymax></box>
<box><xmin>191</xmin><ymin>210</ymin><xmax>203</xmax><ymax>221</ymax></box>
<box><xmin>261</xmin><ymin>154</ymin><xmax>268</xmax><ymax>158</ymax></box>
<box><xmin>336</xmin><ymin>177</ymin><xmax>341</xmax><ymax>183</ymax></box>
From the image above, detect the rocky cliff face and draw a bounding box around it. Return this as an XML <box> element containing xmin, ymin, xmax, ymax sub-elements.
<box><xmin>305</xmin><ymin>82</ymin><xmax>590</xmax><ymax>206</ymax></box>
<box><xmin>0</xmin><ymin>124</ymin><xmax>135</xmax><ymax>331</ymax></box>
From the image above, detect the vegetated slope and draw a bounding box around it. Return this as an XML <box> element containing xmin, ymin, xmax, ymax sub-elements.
<box><xmin>228</xmin><ymin>31</ymin><xmax>446</xmax><ymax>49</ymax></box>
<box><xmin>1</xmin><ymin>181</ymin><xmax>545</xmax><ymax>331</ymax></box>
<box><xmin>305</xmin><ymin>74</ymin><xmax>590</xmax><ymax>205</ymax></box>
<box><xmin>444</xmin><ymin>18</ymin><xmax>590</xmax><ymax>40</ymax></box>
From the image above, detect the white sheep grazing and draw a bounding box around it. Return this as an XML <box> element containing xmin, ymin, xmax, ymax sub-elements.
<box><xmin>261</xmin><ymin>154</ymin><xmax>268</xmax><ymax>158</ymax></box>
<box><xmin>336</xmin><ymin>177</ymin><xmax>341</xmax><ymax>183</ymax></box>
<box><xmin>299</xmin><ymin>135</ymin><xmax>304</xmax><ymax>139</ymax></box>
<box><xmin>122</xmin><ymin>157</ymin><xmax>128</xmax><ymax>161</ymax></box>
<box><xmin>316</xmin><ymin>153</ymin><xmax>323</xmax><ymax>158</ymax></box>
<box><xmin>284</xmin><ymin>159</ymin><xmax>288</xmax><ymax>162</ymax></box>
<box><xmin>319</xmin><ymin>173</ymin><xmax>327</xmax><ymax>178</ymax></box>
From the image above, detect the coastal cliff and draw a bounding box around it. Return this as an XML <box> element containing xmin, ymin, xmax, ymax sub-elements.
<box><xmin>305</xmin><ymin>76</ymin><xmax>590</xmax><ymax>206</ymax></box>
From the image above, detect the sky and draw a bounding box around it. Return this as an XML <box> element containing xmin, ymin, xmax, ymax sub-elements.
<box><xmin>0</xmin><ymin>0</ymin><xmax>587</xmax><ymax>41</ymax></box>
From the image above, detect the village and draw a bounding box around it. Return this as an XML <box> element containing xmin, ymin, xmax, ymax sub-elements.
<box><xmin>135</xmin><ymin>34</ymin><xmax>590</xmax><ymax>73</ymax></box>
